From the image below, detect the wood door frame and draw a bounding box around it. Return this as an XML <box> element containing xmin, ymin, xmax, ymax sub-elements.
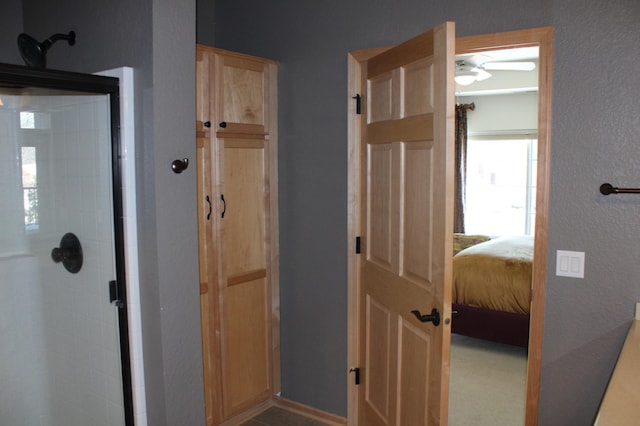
<box><xmin>347</xmin><ymin>27</ymin><xmax>553</xmax><ymax>425</ymax></box>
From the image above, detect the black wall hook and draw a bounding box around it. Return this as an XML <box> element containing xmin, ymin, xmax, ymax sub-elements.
<box><xmin>171</xmin><ymin>158</ymin><xmax>189</xmax><ymax>174</ymax></box>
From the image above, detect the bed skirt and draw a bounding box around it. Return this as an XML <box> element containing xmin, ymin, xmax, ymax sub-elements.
<box><xmin>451</xmin><ymin>303</ymin><xmax>530</xmax><ymax>348</ymax></box>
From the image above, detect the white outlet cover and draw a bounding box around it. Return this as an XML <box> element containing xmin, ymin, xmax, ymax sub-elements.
<box><xmin>556</xmin><ymin>250</ymin><xmax>585</xmax><ymax>278</ymax></box>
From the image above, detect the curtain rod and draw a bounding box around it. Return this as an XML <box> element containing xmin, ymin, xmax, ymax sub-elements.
<box><xmin>600</xmin><ymin>183</ymin><xmax>640</xmax><ymax>195</ymax></box>
<box><xmin>456</xmin><ymin>102</ymin><xmax>475</xmax><ymax>111</ymax></box>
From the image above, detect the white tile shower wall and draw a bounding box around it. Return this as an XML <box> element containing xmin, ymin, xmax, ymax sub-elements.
<box><xmin>0</xmin><ymin>111</ymin><xmax>28</xmax><ymax>256</ymax></box>
<box><xmin>0</xmin><ymin>256</ymin><xmax>50</xmax><ymax>425</ymax></box>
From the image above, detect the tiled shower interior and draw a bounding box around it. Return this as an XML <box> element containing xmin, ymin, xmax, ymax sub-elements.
<box><xmin>0</xmin><ymin>92</ymin><xmax>127</xmax><ymax>425</ymax></box>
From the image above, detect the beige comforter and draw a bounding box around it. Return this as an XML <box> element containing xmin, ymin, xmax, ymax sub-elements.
<box><xmin>452</xmin><ymin>236</ymin><xmax>533</xmax><ymax>314</ymax></box>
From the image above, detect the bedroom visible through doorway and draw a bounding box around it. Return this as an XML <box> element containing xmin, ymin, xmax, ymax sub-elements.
<box><xmin>449</xmin><ymin>44</ymin><xmax>539</xmax><ymax>426</ymax></box>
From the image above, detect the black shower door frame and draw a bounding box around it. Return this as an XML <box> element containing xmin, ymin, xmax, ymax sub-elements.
<box><xmin>0</xmin><ymin>62</ymin><xmax>134</xmax><ymax>425</ymax></box>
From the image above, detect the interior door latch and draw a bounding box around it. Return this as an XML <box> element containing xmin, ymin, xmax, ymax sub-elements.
<box><xmin>349</xmin><ymin>367</ymin><xmax>360</xmax><ymax>385</ymax></box>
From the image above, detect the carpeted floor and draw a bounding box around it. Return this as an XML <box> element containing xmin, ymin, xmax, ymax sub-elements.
<box><xmin>449</xmin><ymin>334</ymin><xmax>528</xmax><ymax>426</ymax></box>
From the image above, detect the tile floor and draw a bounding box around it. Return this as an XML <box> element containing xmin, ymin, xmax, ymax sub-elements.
<box><xmin>241</xmin><ymin>407</ymin><xmax>331</xmax><ymax>426</ymax></box>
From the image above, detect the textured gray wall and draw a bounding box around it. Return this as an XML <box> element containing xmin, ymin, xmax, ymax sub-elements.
<box><xmin>0</xmin><ymin>0</ymin><xmax>23</xmax><ymax>64</ymax></box>
<box><xmin>10</xmin><ymin>0</ymin><xmax>205</xmax><ymax>424</ymax></box>
<box><xmin>212</xmin><ymin>0</ymin><xmax>640</xmax><ymax>423</ymax></box>
<box><xmin>196</xmin><ymin>0</ymin><xmax>215</xmax><ymax>45</ymax></box>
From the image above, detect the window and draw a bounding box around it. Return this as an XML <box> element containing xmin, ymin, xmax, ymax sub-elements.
<box><xmin>20</xmin><ymin>111</ymin><xmax>44</xmax><ymax>232</ymax></box>
<box><xmin>464</xmin><ymin>136</ymin><xmax>537</xmax><ymax>236</ymax></box>
<box><xmin>21</xmin><ymin>146</ymin><xmax>38</xmax><ymax>231</ymax></box>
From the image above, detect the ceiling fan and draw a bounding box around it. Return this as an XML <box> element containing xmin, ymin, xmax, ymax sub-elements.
<box><xmin>455</xmin><ymin>54</ymin><xmax>536</xmax><ymax>86</ymax></box>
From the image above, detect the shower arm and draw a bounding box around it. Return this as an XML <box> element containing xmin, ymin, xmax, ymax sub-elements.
<box><xmin>41</xmin><ymin>31</ymin><xmax>76</xmax><ymax>51</ymax></box>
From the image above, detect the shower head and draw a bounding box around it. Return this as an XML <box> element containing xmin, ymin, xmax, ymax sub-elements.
<box><xmin>17</xmin><ymin>31</ymin><xmax>76</xmax><ymax>69</ymax></box>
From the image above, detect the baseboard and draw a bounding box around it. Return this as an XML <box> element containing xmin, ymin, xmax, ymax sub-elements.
<box><xmin>274</xmin><ymin>396</ymin><xmax>347</xmax><ymax>425</ymax></box>
<box><xmin>217</xmin><ymin>399</ymin><xmax>273</xmax><ymax>426</ymax></box>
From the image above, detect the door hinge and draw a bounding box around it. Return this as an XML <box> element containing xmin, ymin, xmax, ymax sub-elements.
<box><xmin>109</xmin><ymin>280</ymin><xmax>124</xmax><ymax>309</ymax></box>
<box><xmin>349</xmin><ymin>367</ymin><xmax>361</xmax><ymax>385</ymax></box>
<box><xmin>355</xmin><ymin>236</ymin><xmax>361</xmax><ymax>254</ymax></box>
<box><xmin>352</xmin><ymin>94</ymin><xmax>361</xmax><ymax>114</ymax></box>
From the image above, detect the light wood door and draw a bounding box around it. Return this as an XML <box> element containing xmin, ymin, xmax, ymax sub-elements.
<box><xmin>196</xmin><ymin>45</ymin><xmax>279</xmax><ymax>425</ymax></box>
<box><xmin>357</xmin><ymin>22</ymin><xmax>455</xmax><ymax>425</ymax></box>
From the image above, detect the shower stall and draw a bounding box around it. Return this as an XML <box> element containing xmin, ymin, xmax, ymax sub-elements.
<box><xmin>0</xmin><ymin>63</ymin><xmax>134</xmax><ymax>425</ymax></box>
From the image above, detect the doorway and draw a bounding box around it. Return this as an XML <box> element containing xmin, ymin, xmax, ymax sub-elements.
<box><xmin>347</xmin><ymin>27</ymin><xmax>553</xmax><ymax>425</ymax></box>
<box><xmin>449</xmin><ymin>44</ymin><xmax>538</xmax><ymax>425</ymax></box>
<box><xmin>0</xmin><ymin>64</ymin><xmax>134</xmax><ymax>425</ymax></box>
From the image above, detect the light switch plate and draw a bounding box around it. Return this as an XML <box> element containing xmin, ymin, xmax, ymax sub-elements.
<box><xmin>556</xmin><ymin>250</ymin><xmax>585</xmax><ymax>278</ymax></box>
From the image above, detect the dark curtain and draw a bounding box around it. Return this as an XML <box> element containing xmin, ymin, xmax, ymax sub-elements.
<box><xmin>454</xmin><ymin>103</ymin><xmax>474</xmax><ymax>234</ymax></box>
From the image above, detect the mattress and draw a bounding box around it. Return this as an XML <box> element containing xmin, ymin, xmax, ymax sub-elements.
<box><xmin>452</xmin><ymin>235</ymin><xmax>533</xmax><ymax>314</ymax></box>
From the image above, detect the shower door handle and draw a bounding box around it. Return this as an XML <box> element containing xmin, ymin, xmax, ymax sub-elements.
<box><xmin>51</xmin><ymin>232</ymin><xmax>83</xmax><ymax>274</ymax></box>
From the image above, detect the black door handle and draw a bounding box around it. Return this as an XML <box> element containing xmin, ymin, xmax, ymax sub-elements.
<box><xmin>221</xmin><ymin>194</ymin><xmax>226</xmax><ymax>218</ymax></box>
<box><xmin>411</xmin><ymin>308</ymin><xmax>440</xmax><ymax>326</ymax></box>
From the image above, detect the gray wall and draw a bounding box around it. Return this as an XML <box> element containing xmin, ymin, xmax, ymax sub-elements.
<box><xmin>212</xmin><ymin>0</ymin><xmax>640</xmax><ymax>424</ymax></box>
<box><xmin>4</xmin><ymin>1</ymin><xmax>205</xmax><ymax>425</ymax></box>
<box><xmin>0</xmin><ymin>0</ymin><xmax>23</xmax><ymax>64</ymax></box>
<box><xmin>196</xmin><ymin>0</ymin><xmax>215</xmax><ymax>45</ymax></box>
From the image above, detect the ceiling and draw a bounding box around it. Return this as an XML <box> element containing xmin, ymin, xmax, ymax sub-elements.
<box><xmin>455</xmin><ymin>46</ymin><xmax>539</xmax><ymax>96</ymax></box>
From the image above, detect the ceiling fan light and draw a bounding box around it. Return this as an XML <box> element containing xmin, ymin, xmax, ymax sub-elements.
<box><xmin>455</xmin><ymin>72</ymin><xmax>477</xmax><ymax>86</ymax></box>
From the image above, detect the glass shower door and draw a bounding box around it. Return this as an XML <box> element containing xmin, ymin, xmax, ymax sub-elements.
<box><xmin>0</xmin><ymin>83</ymin><xmax>129</xmax><ymax>425</ymax></box>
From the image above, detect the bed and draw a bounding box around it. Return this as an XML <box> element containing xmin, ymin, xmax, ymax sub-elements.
<box><xmin>451</xmin><ymin>234</ymin><xmax>533</xmax><ymax>347</ymax></box>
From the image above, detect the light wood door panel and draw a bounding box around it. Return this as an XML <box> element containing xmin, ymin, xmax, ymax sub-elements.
<box><xmin>215</xmin><ymin>54</ymin><xmax>269</xmax><ymax>135</ymax></box>
<box><xmin>365</xmin><ymin>296</ymin><xmax>394</xmax><ymax>426</ymax></box>
<box><xmin>358</xmin><ymin>22</ymin><xmax>455</xmax><ymax>426</ymax></box>
<box><xmin>222</xmin><ymin>138</ymin><xmax>267</xmax><ymax>278</ymax></box>
<box><xmin>397</xmin><ymin>320</ymin><xmax>431</xmax><ymax>425</ymax></box>
<box><xmin>368</xmin><ymin>143</ymin><xmax>395</xmax><ymax>270</ymax></box>
<box><xmin>403</xmin><ymin>59</ymin><xmax>434</xmax><ymax>117</ymax></box>
<box><xmin>402</xmin><ymin>141</ymin><xmax>433</xmax><ymax>285</ymax></box>
<box><xmin>223</xmin><ymin>277</ymin><xmax>271</xmax><ymax>413</ymax></box>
